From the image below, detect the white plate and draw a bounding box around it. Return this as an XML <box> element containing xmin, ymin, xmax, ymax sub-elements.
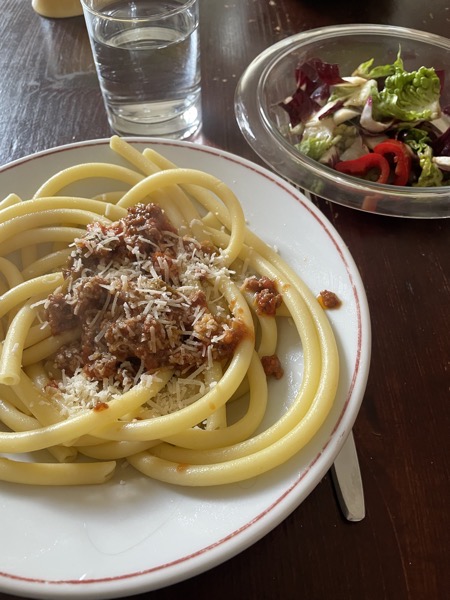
<box><xmin>0</xmin><ymin>138</ymin><xmax>371</xmax><ymax>599</ymax></box>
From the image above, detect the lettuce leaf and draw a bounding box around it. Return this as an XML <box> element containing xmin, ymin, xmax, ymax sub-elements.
<box><xmin>373</xmin><ymin>66</ymin><xmax>441</xmax><ymax>122</ymax></box>
<box><xmin>353</xmin><ymin>52</ymin><xmax>404</xmax><ymax>79</ymax></box>
<box><xmin>414</xmin><ymin>144</ymin><xmax>444</xmax><ymax>187</ymax></box>
<box><xmin>297</xmin><ymin>121</ymin><xmax>358</xmax><ymax>161</ymax></box>
<box><xmin>404</xmin><ymin>129</ymin><xmax>444</xmax><ymax>186</ymax></box>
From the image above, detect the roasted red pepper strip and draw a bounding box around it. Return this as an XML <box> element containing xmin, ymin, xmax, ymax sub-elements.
<box><xmin>373</xmin><ymin>139</ymin><xmax>411</xmax><ymax>186</ymax></box>
<box><xmin>335</xmin><ymin>153</ymin><xmax>390</xmax><ymax>184</ymax></box>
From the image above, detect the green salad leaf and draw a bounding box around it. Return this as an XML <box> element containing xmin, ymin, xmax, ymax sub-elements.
<box><xmin>373</xmin><ymin>66</ymin><xmax>441</xmax><ymax>122</ymax></box>
<box><xmin>297</xmin><ymin>136</ymin><xmax>332</xmax><ymax>162</ymax></box>
<box><xmin>403</xmin><ymin>129</ymin><xmax>444</xmax><ymax>187</ymax></box>
<box><xmin>296</xmin><ymin>122</ymin><xmax>358</xmax><ymax>161</ymax></box>
<box><xmin>353</xmin><ymin>51</ymin><xmax>404</xmax><ymax>79</ymax></box>
<box><xmin>415</xmin><ymin>145</ymin><xmax>444</xmax><ymax>187</ymax></box>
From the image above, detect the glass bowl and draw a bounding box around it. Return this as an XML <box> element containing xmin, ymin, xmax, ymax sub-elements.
<box><xmin>235</xmin><ymin>24</ymin><xmax>450</xmax><ymax>218</ymax></box>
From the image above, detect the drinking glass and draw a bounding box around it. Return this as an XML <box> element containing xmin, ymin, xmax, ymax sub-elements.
<box><xmin>81</xmin><ymin>0</ymin><xmax>202</xmax><ymax>139</ymax></box>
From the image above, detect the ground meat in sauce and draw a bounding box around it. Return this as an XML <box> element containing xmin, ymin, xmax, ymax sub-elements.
<box><xmin>46</xmin><ymin>203</ymin><xmax>248</xmax><ymax>383</ymax></box>
<box><xmin>84</xmin><ymin>211</ymin><xmax>170</xmax><ymax>265</ymax></box>
<box><xmin>318</xmin><ymin>289</ymin><xmax>341</xmax><ymax>309</ymax></box>
<box><xmin>243</xmin><ymin>276</ymin><xmax>282</xmax><ymax>316</ymax></box>
<box><xmin>45</xmin><ymin>292</ymin><xmax>79</xmax><ymax>333</ymax></box>
<box><xmin>261</xmin><ymin>354</ymin><xmax>284</xmax><ymax>379</ymax></box>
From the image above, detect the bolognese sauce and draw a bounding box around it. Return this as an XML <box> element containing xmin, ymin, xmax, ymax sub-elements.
<box><xmin>44</xmin><ymin>204</ymin><xmax>248</xmax><ymax>388</ymax></box>
<box><xmin>241</xmin><ymin>275</ymin><xmax>284</xmax><ymax>378</ymax></box>
<box><xmin>243</xmin><ymin>275</ymin><xmax>282</xmax><ymax>316</ymax></box>
<box><xmin>317</xmin><ymin>289</ymin><xmax>341</xmax><ymax>310</ymax></box>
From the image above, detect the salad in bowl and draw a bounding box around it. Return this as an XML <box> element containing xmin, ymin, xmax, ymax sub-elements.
<box><xmin>235</xmin><ymin>25</ymin><xmax>450</xmax><ymax>217</ymax></box>
<box><xmin>279</xmin><ymin>52</ymin><xmax>450</xmax><ymax>188</ymax></box>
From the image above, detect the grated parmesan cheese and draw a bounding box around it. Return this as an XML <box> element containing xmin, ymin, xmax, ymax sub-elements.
<box><xmin>44</xmin><ymin>204</ymin><xmax>249</xmax><ymax>417</ymax></box>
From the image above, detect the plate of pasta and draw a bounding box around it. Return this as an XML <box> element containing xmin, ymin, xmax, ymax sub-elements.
<box><xmin>0</xmin><ymin>137</ymin><xmax>370</xmax><ymax>599</ymax></box>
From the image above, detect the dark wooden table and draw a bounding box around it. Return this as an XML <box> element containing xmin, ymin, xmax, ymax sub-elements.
<box><xmin>0</xmin><ymin>1</ymin><xmax>448</xmax><ymax>599</ymax></box>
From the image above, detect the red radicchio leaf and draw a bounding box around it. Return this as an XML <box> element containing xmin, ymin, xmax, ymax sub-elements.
<box><xmin>318</xmin><ymin>99</ymin><xmax>346</xmax><ymax>120</ymax></box>
<box><xmin>279</xmin><ymin>88</ymin><xmax>321</xmax><ymax>127</ymax></box>
<box><xmin>280</xmin><ymin>58</ymin><xmax>345</xmax><ymax>127</ymax></box>
<box><xmin>311</xmin><ymin>82</ymin><xmax>332</xmax><ymax>104</ymax></box>
<box><xmin>309</xmin><ymin>59</ymin><xmax>346</xmax><ymax>85</ymax></box>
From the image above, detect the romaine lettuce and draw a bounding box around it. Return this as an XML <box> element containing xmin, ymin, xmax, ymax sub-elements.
<box><xmin>373</xmin><ymin>66</ymin><xmax>441</xmax><ymax>122</ymax></box>
<box><xmin>404</xmin><ymin>129</ymin><xmax>444</xmax><ymax>186</ymax></box>
<box><xmin>353</xmin><ymin>52</ymin><xmax>404</xmax><ymax>79</ymax></box>
<box><xmin>415</xmin><ymin>144</ymin><xmax>444</xmax><ymax>187</ymax></box>
<box><xmin>297</xmin><ymin>121</ymin><xmax>358</xmax><ymax>162</ymax></box>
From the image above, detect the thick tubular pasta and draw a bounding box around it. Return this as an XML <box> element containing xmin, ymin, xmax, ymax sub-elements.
<box><xmin>33</xmin><ymin>163</ymin><xmax>144</xmax><ymax>198</ymax></box>
<box><xmin>21</xmin><ymin>248</ymin><xmax>73</xmax><ymax>280</ymax></box>
<box><xmin>0</xmin><ymin>200</ymin><xmax>124</xmax><ymax>232</ymax></box>
<box><xmin>0</xmin><ymin>301</ymin><xmax>38</xmax><ymax>385</ymax></box>
<box><xmin>0</xmin><ymin>227</ymin><xmax>85</xmax><ymax>257</ymax></box>
<box><xmin>0</xmin><ymin>193</ymin><xmax>22</xmax><ymax>210</ymax></box>
<box><xmin>21</xmin><ymin>248</ymin><xmax>38</xmax><ymax>272</ymax></box>
<box><xmin>22</xmin><ymin>328</ymin><xmax>81</xmax><ymax>366</ymax></box>
<box><xmin>158</xmin><ymin>351</ymin><xmax>268</xmax><ymax>451</ymax></box>
<box><xmin>77</xmin><ymin>440</ymin><xmax>160</xmax><ymax>460</ymax></box>
<box><xmin>0</xmin><ymin>398</ymin><xmax>77</xmax><ymax>464</ymax></box>
<box><xmin>0</xmin><ymin>372</ymin><xmax>172</xmax><ymax>454</ymax></box>
<box><xmin>0</xmin><ymin>138</ymin><xmax>340</xmax><ymax>487</ymax></box>
<box><xmin>23</xmin><ymin>322</ymin><xmax>52</xmax><ymax>348</ymax></box>
<box><xmin>0</xmin><ymin>257</ymin><xmax>24</xmax><ymax>288</ymax></box>
<box><xmin>117</xmin><ymin>169</ymin><xmax>246</xmax><ymax>266</ymax></box>
<box><xmin>0</xmin><ymin>457</ymin><xmax>115</xmax><ymax>486</ymax></box>
<box><xmin>0</xmin><ymin>397</ymin><xmax>38</xmax><ymax>431</ymax></box>
<box><xmin>111</xmin><ymin>137</ymin><xmax>210</xmax><ymax>241</ymax></box>
<box><xmin>0</xmin><ymin>273</ymin><xmax>64</xmax><ymax>320</ymax></box>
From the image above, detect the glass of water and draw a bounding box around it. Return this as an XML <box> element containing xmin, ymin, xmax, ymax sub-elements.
<box><xmin>81</xmin><ymin>0</ymin><xmax>201</xmax><ymax>139</ymax></box>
